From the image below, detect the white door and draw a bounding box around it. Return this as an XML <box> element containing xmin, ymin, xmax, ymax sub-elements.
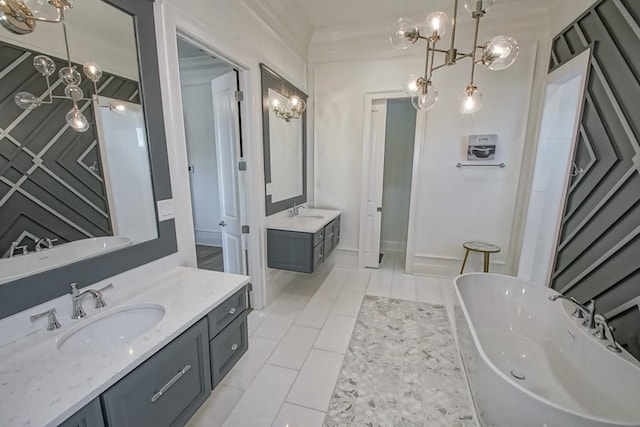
<box><xmin>363</xmin><ymin>100</ymin><xmax>388</xmax><ymax>268</ymax></box>
<box><xmin>211</xmin><ymin>72</ymin><xmax>245</xmax><ymax>274</ymax></box>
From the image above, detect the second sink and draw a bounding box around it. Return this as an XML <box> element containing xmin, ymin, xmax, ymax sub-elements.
<box><xmin>57</xmin><ymin>304</ymin><xmax>165</xmax><ymax>354</ymax></box>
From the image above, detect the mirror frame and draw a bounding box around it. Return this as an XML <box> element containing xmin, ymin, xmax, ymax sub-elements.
<box><xmin>260</xmin><ymin>63</ymin><xmax>308</xmax><ymax>216</ymax></box>
<box><xmin>0</xmin><ymin>0</ymin><xmax>176</xmax><ymax>319</ymax></box>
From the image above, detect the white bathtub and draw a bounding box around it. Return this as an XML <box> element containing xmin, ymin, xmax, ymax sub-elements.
<box><xmin>453</xmin><ymin>273</ymin><xmax>640</xmax><ymax>427</ymax></box>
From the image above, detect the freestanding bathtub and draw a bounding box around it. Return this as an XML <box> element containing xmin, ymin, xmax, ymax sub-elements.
<box><xmin>453</xmin><ymin>273</ymin><xmax>640</xmax><ymax>427</ymax></box>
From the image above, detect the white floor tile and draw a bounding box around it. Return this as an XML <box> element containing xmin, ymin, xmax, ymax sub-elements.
<box><xmin>366</xmin><ymin>266</ymin><xmax>392</xmax><ymax>297</ymax></box>
<box><xmin>223</xmin><ymin>364</ymin><xmax>298</xmax><ymax>427</ymax></box>
<box><xmin>253</xmin><ymin>312</ymin><xmax>296</xmax><ymax>341</ymax></box>
<box><xmin>294</xmin><ymin>295</ymin><xmax>335</xmax><ymax>329</ymax></box>
<box><xmin>342</xmin><ymin>269</ymin><xmax>371</xmax><ymax>295</ymax></box>
<box><xmin>271</xmin><ymin>403</ymin><xmax>326</xmax><ymax>427</ymax></box>
<box><xmin>414</xmin><ymin>276</ymin><xmax>445</xmax><ymax>304</ymax></box>
<box><xmin>268</xmin><ymin>325</ymin><xmax>320</xmax><ymax>370</ymax></box>
<box><xmin>390</xmin><ymin>272</ymin><xmax>417</xmax><ymax>301</ymax></box>
<box><xmin>286</xmin><ymin>349</ymin><xmax>344</xmax><ymax>412</ymax></box>
<box><xmin>330</xmin><ymin>289</ymin><xmax>364</xmax><ymax>318</ymax></box>
<box><xmin>264</xmin><ymin>293</ymin><xmax>311</xmax><ymax>316</ymax></box>
<box><xmin>248</xmin><ymin>310</ymin><xmax>270</xmax><ymax>336</ymax></box>
<box><xmin>312</xmin><ymin>267</ymin><xmax>350</xmax><ymax>300</ymax></box>
<box><xmin>186</xmin><ymin>385</ymin><xmax>243</xmax><ymax>427</ymax></box>
<box><xmin>313</xmin><ymin>315</ymin><xmax>356</xmax><ymax>354</ymax></box>
<box><xmin>221</xmin><ymin>336</ymin><xmax>279</xmax><ymax>390</ymax></box>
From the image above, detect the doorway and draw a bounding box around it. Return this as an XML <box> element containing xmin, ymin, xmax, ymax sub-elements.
<box><xmin>176</xmin><ymin>36</ymin><xmax>246</xmax><ymax>274</ymax></box>
<box><xmin>360</xmin><ymin>97</ymin><xmax>417</xmax><ymax>269</ymax></box>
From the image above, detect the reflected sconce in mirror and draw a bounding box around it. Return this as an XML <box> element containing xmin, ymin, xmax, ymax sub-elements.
<box><xmin>390</xmin><ymin>0</ymin><xmax>519</xmax><ymax>113</ymax></box>
<box><xmin>1</xmin><ymin>0</ymin><xmax>113</xmax><ymax>132</ymax></box>
<box><xmin>271</xmin><ymin>95</ymin><xmax>306</xmax><ymax>122</ymax></box>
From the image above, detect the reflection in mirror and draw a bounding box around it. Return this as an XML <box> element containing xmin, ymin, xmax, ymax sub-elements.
<box><xmin>268</xmin><ymin>88</ymin><xmax>303</xmax><ymax>203</ymax></box>
<box><xmin>260</xmin><ymin>64</ymin><xmax>308</xmax><ymax>216</ymax></box>
<box><xmin>0</xmin><ymin>0</ymin><xmax>157</xmax><ymax>284</ymax></box>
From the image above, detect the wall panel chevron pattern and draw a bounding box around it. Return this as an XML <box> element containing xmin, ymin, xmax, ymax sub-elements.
<box><xmin>0</xmin><ymin>41</ymin><xmax>140</xmax><ymax>257</ymax></box>
<box><xmin>549</xmin><ymin>0</ymin><xmax>640</xmax><ymax>360</ymax></box>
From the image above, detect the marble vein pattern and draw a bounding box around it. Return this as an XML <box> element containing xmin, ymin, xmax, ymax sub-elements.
<box><xmin>325</xmin><ymin>296</ymin><xmax>474</xmax><ymax>427</ymax></box>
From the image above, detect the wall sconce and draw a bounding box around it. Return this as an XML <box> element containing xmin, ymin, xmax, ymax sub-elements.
<box><xmin>271</xmin><ymin>96</ymin><xmax>306</xmax><ymax>122</ymax></box>
<box><xmin>390</xmin><ymin>0</ymin><xmax>519</xmax><ymax>113</ymax></box>
<box><xmin>1</xmin><ymin>0</ymin><xmax>107</xmax><ymax>132</ymax></box>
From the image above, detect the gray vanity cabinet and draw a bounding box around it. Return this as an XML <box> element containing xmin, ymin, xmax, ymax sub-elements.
<box><xmin>100</xmin><ymin>318</ymin><xmax>211</xmax><ymax>427</ymax></box>
<box><xmin>207</xmin><ymin>287</ymin><xmax>249</xmax><ymax>388</ymax></box>
<box><xmin>267</xmin><ymin>215</ymin><xmax>340</xmax><ymax>273</ymax></box>
<box><xmin>58</xmin><ymin>398</ymin><xmax>105</xmax><ymax>427</ymax></box>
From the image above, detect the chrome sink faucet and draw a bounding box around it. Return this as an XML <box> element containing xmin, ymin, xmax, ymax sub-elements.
<box><xmin>289</xmin><ymin>203</ymin><xmax>301</xmax><ymax>217</ymax></box>
<box><xmin>70</xmin><ymin>283</ymin><xmax>114</xmax><ymax>319</ymax></box>
<box><xmin>9</xmin><ymin>241</ymin><xmax>28</xmax><ymax>257</ymax></box>
<box><xmin>549</xmin><ymin>294</ymin><xmax>597</xmax><ymax>329</ymax></box>
<box><xmin>35</xmin><ymin>238</ymin><xmax>57</xmax><ymax>252</ymax></box>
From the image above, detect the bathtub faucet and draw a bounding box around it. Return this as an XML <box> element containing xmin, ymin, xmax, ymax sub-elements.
<box><xmin>548</xmin><ymin>295</ymin><xmax>597</xmax><ymax>329</ymax></box>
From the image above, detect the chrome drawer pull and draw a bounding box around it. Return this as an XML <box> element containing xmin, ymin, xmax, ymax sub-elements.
<box><xmin>228</xmin><ymin>307</ymin><xmax>237</xmax><ymax>315</ymax></box>
<box><xmin>151</xmin><ymin>364</ymin><xmax>192</xmax><ymax>403</ymax></box>
<box><xmin>231</xmin><ymin>343</ymin><xmax>239</xmax><ymax>351</ymax></box>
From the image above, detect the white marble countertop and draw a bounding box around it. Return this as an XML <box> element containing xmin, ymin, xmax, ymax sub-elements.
<box><xmin>266</xmin><ymin>208</ymin><xmax>341</xmax><ymax>233</ymax></box>
<box><xmin>0</xmin><ymin>267</ymin><xmax>250</xmax><ymax>427</ymax></box>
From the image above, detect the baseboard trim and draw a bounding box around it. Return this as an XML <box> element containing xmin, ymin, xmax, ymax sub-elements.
<box><xmin>381</xmin><ymin>240</ymin><xmax>406</xmax><ymax>252</ymax></box>
<box><xmin>194</xmin><ymin>230</ymin><xmax>222</xmax><ymax>247</ymax></box>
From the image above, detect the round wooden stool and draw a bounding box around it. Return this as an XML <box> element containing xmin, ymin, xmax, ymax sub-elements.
<box><xmin>460</xmin><ymin>241</ymin><xmax>501</xmax><ymax>273</ymax></box>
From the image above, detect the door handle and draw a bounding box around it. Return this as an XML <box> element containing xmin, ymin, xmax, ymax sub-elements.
<box><xmin>376</xmin><ymin>207</ymin><xmax>382</xmax><ymax>213</ymax></box>
<box><xmin>219</xmin><ymin>221</ymin><xmax>226</xmax><ymax>227</ymax></box>
<box><xmin>570</xmin><ymin>163</ymin><xmax>584</xmax><ymax>177</ymax></box>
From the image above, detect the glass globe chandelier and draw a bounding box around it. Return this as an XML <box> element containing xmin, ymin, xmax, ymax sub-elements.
<box><xmin>390</xmin><ymin>0</ymin><xmax>519</xmax><ymax>113</ymax></box>
<box><xmin>271</xmin><ymin>96</ymin><xmax>306</xmax><ymax>122</ymax></box>
<box><xmin>0</xmin><ymin>0</ymin><xmax>107</xmax><ymax>132</ymax></box>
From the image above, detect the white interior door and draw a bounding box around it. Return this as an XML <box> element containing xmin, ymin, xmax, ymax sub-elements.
<box><xmin>363</xmin><ymin>100</ymin><xmax>388</xmax><ymax>268</ymax></box>
<box><xmin>211</xmin><ymin>72</ymin><xmax>245</xmax><ymax>274</ymax></box>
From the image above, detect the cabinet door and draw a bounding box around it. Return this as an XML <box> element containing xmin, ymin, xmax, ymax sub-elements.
<box><xmin>267</xmin><ymin>229</ymin><xmax>314</xmax><ymax>273</ymax></box>
<box><xmin>58</xmin><ymin>398</ymin><xmax>105</xmax><ymax>427</ymax></box>
<box><xmin>101</xmin><ymin>318</ymin><xmax>211</xmax><ymax>427</ymax></box>
<box><xmin>210</xmin><ymin>313</ymin><xmax>248</xmax><ymax>388</ymax></box>
<box><xmin>207</xmin><ymin>286</ymin><xmax>247</xmax><ymax>337</ymax></box>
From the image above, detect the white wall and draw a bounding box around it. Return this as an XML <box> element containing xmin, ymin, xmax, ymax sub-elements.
<box><xmin>311</xmin><ymin>3</ymin><xmax>551</xmax><ymax>276</ymax></box>
<box><xmin>155</xmin><ymin>0</ymin><xmax>308</xmax><ymax>308</ymax></box>
<box><xmin>179</xmin><ymin>63</ymin><xmax>233</xmax><ymax>247</ymax></box>
<box><xmin>380</xmin><ymin>98</ymin><xmax>416</xmax><ymax>253</ymax></box>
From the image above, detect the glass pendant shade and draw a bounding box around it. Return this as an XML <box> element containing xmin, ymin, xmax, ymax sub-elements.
<box><xmin>390</xmin><ymin>18</ymin><xmax>416</xmax><ymax>50</ymax></box>
<box><xmin>59</xmin><ymin>67</ymin><xmax>81</xmax><ymax>86</ymax></box>
<box><xmin>33</xmin><ymin>55</ymin><xmax>55</xmax><ymax>76</ymax></box>
<box><xmin>483</xmin><ymin>36</ymin><xmax>519</xmax><ymax>70</ymax></box>
<box><xmin>83</xmin><ymin>62</ymin><xmax>102</xmax><ymax>82</ymax></box>
<box><xmin>288</xmin><ymin>96</ymin><xmax>306</xmax><ymax>114</ymax></box>
<box><xmin>402</xmin><ymin>74</ymin><xmax>422</xmax><ymax>95</ymax></box>
<box><xmin>15</xmin><ymin>92</ymin><xmax>41</xmax><ymax>110</ymax></box>
<box><xmin>65</xmin><ymin>108</ymin><xmax>89</xmax><ymax>132</ymax></box>
<box><xmin>109</xmin><ymin>102</ymin><xmax>126</xmax><ymax>113</ymax></box>
<box><xmin>464</xmin><ymin>0</ymin><xmax>495</xmax><ymax>14</ymax></box>
<box><xmin>459</xmin><ymin>86</ymin><xmax>483</xmax><ymax>114</ymax></box>
<box><xmin>64</xmin><ymin>85</ymin><xmax>84</xmax><ymax>101</ymax></box>
<box><xmin>411</xmin><ymin>85</ymin><xmax>438</xmax><ymax>111</ymax></box>
<box><xmin>424</xmin><ymin>11</ymin><xmax>448</xmax><ymax>37</ymax></box>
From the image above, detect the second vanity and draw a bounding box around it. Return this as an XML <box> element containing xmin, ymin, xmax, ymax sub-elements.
<box><xmin>267</xmin><ymin>208</ymin><xmax>341</xmax><ymax>273</ymax></box>
<box><xmin>0</xmin><ymin>267</ymin><xmax>250</xmax><ymax>427</ymax></box>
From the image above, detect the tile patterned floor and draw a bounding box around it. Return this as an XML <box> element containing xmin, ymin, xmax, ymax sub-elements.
<box><xmin>186</xmin><ymin>251</ymin><xmax>475</xmax><ymax>427</ymax></box>
<box><xmin>325</xmin><ymin>296</ymin><xmax>473</xmax><ymax>426</ymax></box>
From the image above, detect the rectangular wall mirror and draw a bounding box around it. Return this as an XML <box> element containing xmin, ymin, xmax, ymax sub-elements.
<box><xmin>0</xmin><ymin>0</ymin><xmax>176</xmax><ymax>319</ymax></box>
<box><xmin>260</xmin><ymin>64</ymin><xmax>307</xmax><ymax>216</ymax></box>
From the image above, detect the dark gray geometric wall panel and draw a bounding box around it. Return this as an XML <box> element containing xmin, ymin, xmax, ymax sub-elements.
<box><xmin>549</xmin><ymin>0</ymin><xmax>640</xmax><ymax>360</ymax></box>
<box><xmin>0</xmin><ymin>41</ymin><xmax>140</xmax><ymax>256</ymax></box>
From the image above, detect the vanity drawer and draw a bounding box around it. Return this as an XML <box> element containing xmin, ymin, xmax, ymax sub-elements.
<box><xmin>207</xmin><ymin>287</ymin><xmax>247</xmax><ymax>337</ymax></box>
<box><xmin>58</xmin><ymin>397</ymin><xmax>105</xmax><ymax>427</ymax></box>
<box><xmin>210</xmin><ymin>312</ymin><xmax>248</xmax><ymax>388</ymax></box>
<box><xmin>313</xmin><ymin>240</ymin><xmax>324</xmax><ymax>271</ymax></box>
<box><xmin>101</xmin><ymin>318</ymin><xmax>211</xmax><ymax>427</ymax></box>
<box><xmin>313</xmin><ymin>229</ymin><xmax>324</xmax><ymax>246</ymax></box>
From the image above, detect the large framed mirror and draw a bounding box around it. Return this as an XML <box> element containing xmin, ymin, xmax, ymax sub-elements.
<box><xmin>260</xmin><ymin>64</ymin><xmax>307</xmax><ymax>216</ymax></box>
<box><xmin>0</xmin><ymin>0</ymin><xmax>176</xmax><ymax>319</ymax></box>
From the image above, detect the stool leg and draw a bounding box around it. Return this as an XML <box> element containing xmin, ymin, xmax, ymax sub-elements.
<box><xmin>484</xmin><ymin>253</ymin><xmax>490</xmax><ymax>272</ymax></box>
<box><xmin>460</xmin><ymin>249</ymin><xmax>470</xmax><ymax>274</ymax></box>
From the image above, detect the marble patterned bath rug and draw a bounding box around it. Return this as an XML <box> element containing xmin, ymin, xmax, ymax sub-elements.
<box><xmin>324</xmin><ymin>296</ymin><xmax>474</xmax><ymax>427</ymax></box>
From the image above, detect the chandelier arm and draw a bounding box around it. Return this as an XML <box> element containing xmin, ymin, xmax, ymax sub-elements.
<box><xmin>29</xmin><ymin>8</ymin><xmax>63</xmax><ymax>23</ymax></box>
<box><xmin>448</xmin><ymin>0</ymin><xmax>460</xmax><ymax>54</ymax></box>
<box><xmin>44</xmin><ymin>75</ymin><xmax>54</xmax><ymax>104</ymax></box>
<box><xmin>468</xmin><ymin>8</ymin><xmax>482</xmax><ymax>86</ymax></box>
<box><xmin>428</xmin><ymin>40</ymin><xmax>437</xmax><ymax>81</ymax></box>
<box><xmin>431</xmin><ymin>62</ymin><xmax>448</xmax><ymax>72</ymax></box>
<box><xmin>431</xmin><ymin>48</ymin><xmax>449</xmax><ymax>54</ymax></box>
<box><xmin>60</xmin><ymin>9</ymin><xmax>73</xmax><ymax>70</ymax></box>
<box><xmin>422</xmin><ymin>40</ymin><xmax>431</xmax><ymax>91</ymax></box>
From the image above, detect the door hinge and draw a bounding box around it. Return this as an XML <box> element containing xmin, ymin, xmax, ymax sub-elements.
<box><xmin>238</xmin><ymin>160</ymin><xmax>247</xmax><ymax>171</ymax></box>
<box><xmin>377</xmin><ymin>207</ymin><xmax>383</xmax><ymax>212</ymax></box>
<box><xmin>235</xmin><ymin>90</ymin><xmax>244</xmax><ymax>102</ymax></box>
<box><xmin>241</xmin><ymin>225</ymin><xmax>250</xmax><ymax>234</ymax></box>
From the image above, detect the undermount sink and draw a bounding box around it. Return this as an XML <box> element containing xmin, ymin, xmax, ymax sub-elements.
<box><xmin>295</xmin><ymin>215</ymin><xmax>324</xmax><ymax>219</ymax></box>
<box><xmin>57</xmin><ymin>304</ymin><xmax>165</xmax><ymax>354</ymax></box>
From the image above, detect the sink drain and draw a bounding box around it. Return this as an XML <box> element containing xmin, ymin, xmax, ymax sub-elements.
<box><xmin>510</xmin><ymin>370</ymin><xmax>526</xmax><ymax>380</ymax></box>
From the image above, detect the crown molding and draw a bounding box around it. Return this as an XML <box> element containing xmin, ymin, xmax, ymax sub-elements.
<box><xmin>240</xmin><ymin>0</ymin><xmax>313</xmax><ymax>60</ymax></box>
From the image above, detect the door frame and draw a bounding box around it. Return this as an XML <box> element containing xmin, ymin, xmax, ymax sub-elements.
<box><xmin>357</xmin><ymin>90</ymin><xmax>426</xmax><ymax>272</ymax></box>
<box><xmin>155</xmin><ymin>4</ymin><xmax>265</xmax><ymax>307</ymax></box>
